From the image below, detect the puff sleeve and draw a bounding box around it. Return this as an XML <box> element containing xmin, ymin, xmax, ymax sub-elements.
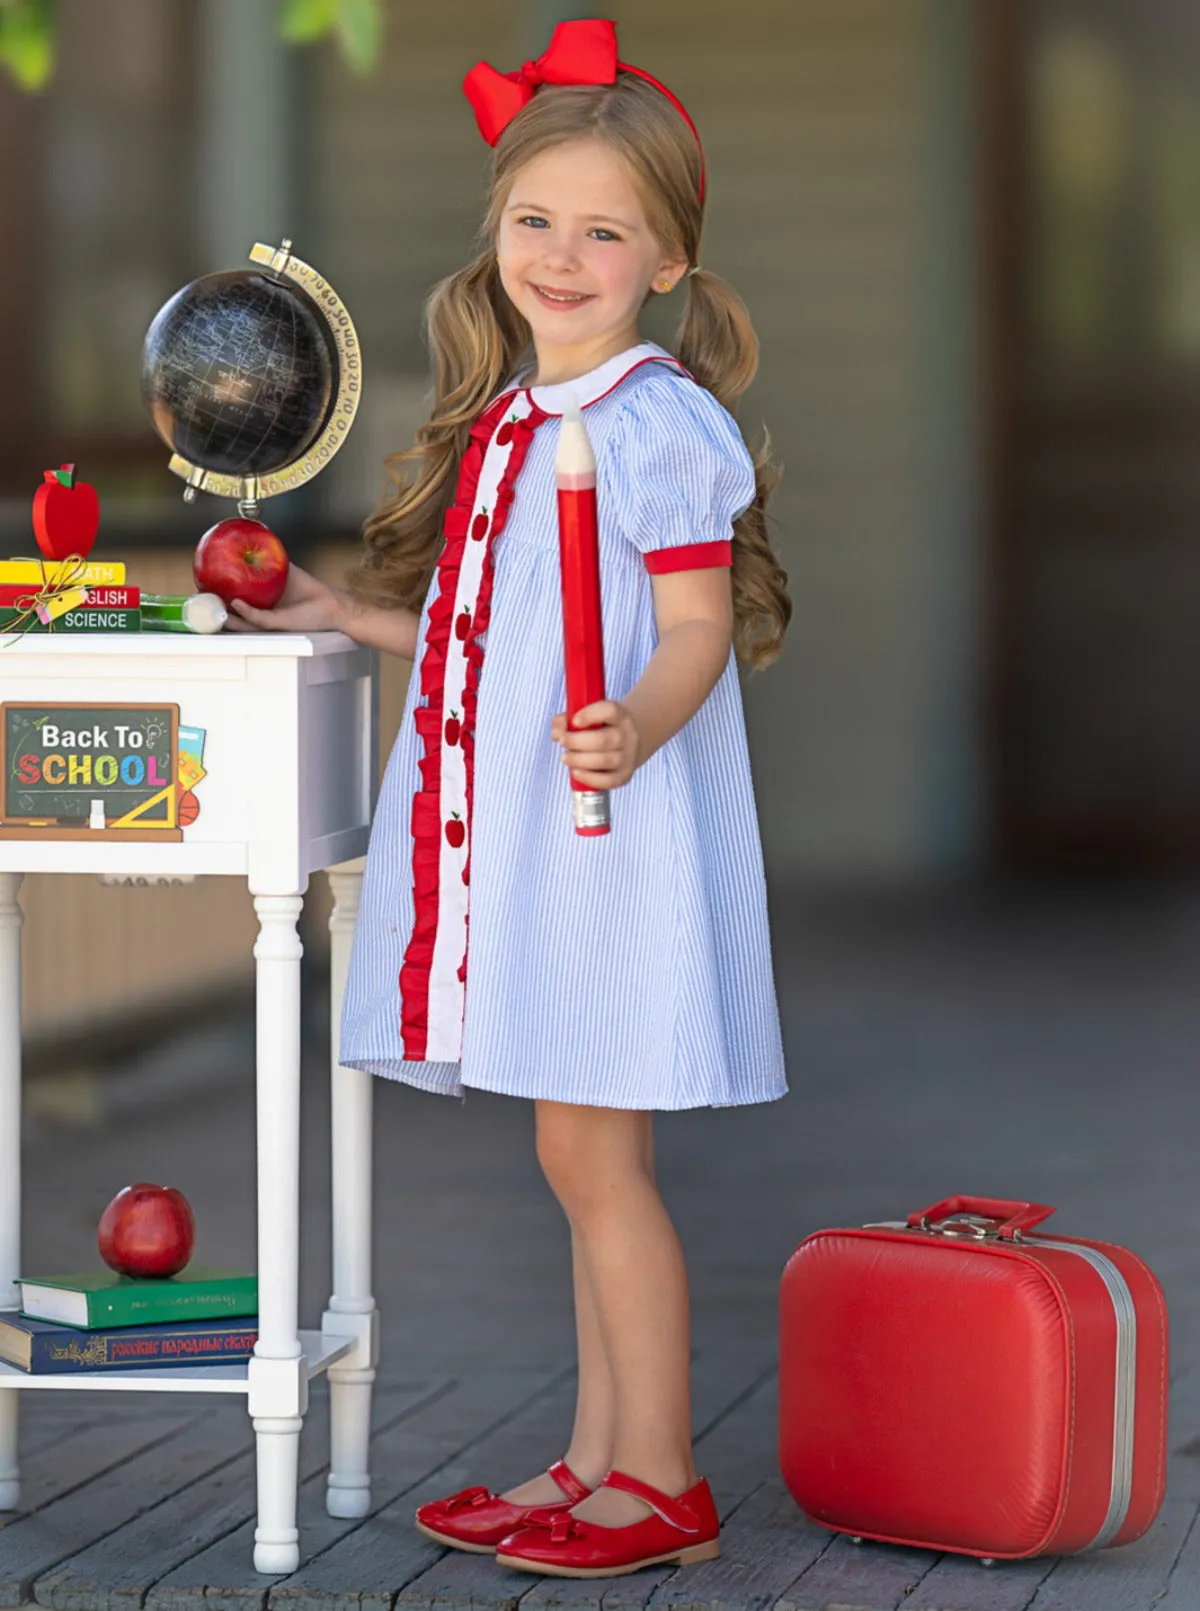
<box><xmin>601</xmin><ymin>371</ymin><xmax>757</xmax><ymax>573</ymax></box>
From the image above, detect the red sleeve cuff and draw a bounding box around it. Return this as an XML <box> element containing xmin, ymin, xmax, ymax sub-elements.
<box><xmin>644</xmin><ymin>539</ymin><xmax>733</xmax><ymax>574</ymax></box>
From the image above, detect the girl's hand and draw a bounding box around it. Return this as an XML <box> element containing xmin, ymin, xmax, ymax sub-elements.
<box><xmin>223</xmin><ymin>562</ymin><xmax>345</xmax><ymax>633</ymax></box>
<box><xmin>550</xmin><ymin>700</ymin><xmax>641</xmax><ymax>789</ymax></box>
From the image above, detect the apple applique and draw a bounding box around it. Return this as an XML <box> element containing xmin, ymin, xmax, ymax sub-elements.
<box><xmin>455</xmin><ymin>608</ymin><xmax>471</xmax><ymax>641</ymax></box>
<box><xmin>33</xmin><ymin>464</ymin><xmax>100</xmax><ymax>561</ymax></box>
<box><xmin>445</xmin><ymin>813</ymin><xmax>465</xmax><ymax>848</ymax></box>
<box><xmin>471</xmin><ymin>511</ymin><xmax>489</xmax><ymax>542</ymax></box>
<box><xmin>444</xmin><ymin>710</ymin><xmax>461</xmax><ymax>746</ymax></box>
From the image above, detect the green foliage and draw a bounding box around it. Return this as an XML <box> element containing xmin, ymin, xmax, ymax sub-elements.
<box><xmin>279</xmin><ymin>0</ymin><xmax>339</xmax><ymax>44</ymax></box>
<box><xmin>333</xmin><ymin>0</ymin><xmax>380</xmax><ymax>75</ymax></box>
<box><xmin>1</xmin><ymin>0</ymin><xmax>383</xmax><ymax>94</ymax></box>
<box><xmin>280</xmin><ymin>0</ymin><xmax>382</xmax><ymax>73</ymax></box>
<box><xmin>0</xmin><ymin>0</ymin><xmax>55</xmax><ymax>92</ymax></box>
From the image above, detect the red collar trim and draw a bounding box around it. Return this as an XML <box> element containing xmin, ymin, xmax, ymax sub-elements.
<box><xmin>524</xmin><ymin>342</ymin><xmax>687</xmax><ymax>416</ymax></box>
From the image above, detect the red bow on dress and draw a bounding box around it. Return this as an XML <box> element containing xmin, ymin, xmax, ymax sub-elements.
<box><xmin>462</xmin><ymin>19</ymin><xmax>706</xmax><ymax>202</ymax></box>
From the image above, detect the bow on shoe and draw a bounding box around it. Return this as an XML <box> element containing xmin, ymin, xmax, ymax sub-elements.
<box><xmin>463</xmin><ymin>19</ymin><xmax>617</xmax><ymax>145</ymax></box>
<box><xmin>514</xmin><ymin>1508</ymin><xmax>588</xmax><ymax>1543</ymax></box>
<box><xmin>549</xmin><ymin>1512</ymin><xmax>588</xmax><ymax>1544</ymax></box>
<box><xmin>442</xmin><ymin>1485</ymin><xmax>493</xmax><ymax>1512</ymax></box>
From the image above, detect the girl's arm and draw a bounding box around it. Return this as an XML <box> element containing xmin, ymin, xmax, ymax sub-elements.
<box><xmin>551</xmin><ymin>567</ymin><xmax>733</xmax><ymax>787</ymax></box>
<box><xmin>329</xmin><ymin>590</ymin><xmax>421</xmax><ymax>661</ymax></box>
<box><xmin>226</xmin><ymin>562</ymin><xmax>421</xmax><ymax>661</ymax></box>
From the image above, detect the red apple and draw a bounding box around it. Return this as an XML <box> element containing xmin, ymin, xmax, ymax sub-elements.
<box><xmin>471</xmin><ymin>511</ymin><xmax>489</xmax><ymax>541</ymax></box>
<box><xmin>444</xmin><ymin>710</ymin><xmax>460</xmax><ymax>746</ymax></box>
<box><xmin>455</xmin><ymin>608</ymin><xmax>471</xmax><ymax>640</ymax></box>
<box><xmin>33</xmin><ymin>464</ymin><xmax>100</xmax><ymax>561</ymax></box>
<box><xmin>194</xmin><ymin>518</ymin><xmax>289</xmax><ymax>610</ymax></box>
<box><xmin>445</xmin><ymin>813</ymin><xmax>465</xmax><ymax>848</ymax></box>
<box><xmin>98</xmin><ymin>1182</ymin><xmax>195</xmax><ymax>1278</ymax></box>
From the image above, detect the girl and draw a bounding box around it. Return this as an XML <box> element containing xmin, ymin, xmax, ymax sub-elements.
<box><xmin>230</xmin><ymin>18</ymin><xmax>790</xmax><ymax>1578</ymax></box>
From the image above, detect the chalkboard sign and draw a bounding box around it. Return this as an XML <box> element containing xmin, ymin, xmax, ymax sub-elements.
<box><xmin>1</xmin><ymin>703</ymin><xmax>180</xmax><ymax>835</ymax></box>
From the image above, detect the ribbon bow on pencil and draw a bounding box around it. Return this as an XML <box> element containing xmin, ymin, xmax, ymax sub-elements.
<box><xmin>462</xmin><ymin>19</ymin><xmax>706</xmax><ymax>200</ymax></box>
<box><xmin>0</xmin><ymin>554</ymin><xmax>91</xmax><ymax>644</ymax></box>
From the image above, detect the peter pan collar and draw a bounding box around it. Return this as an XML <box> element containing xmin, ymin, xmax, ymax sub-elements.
<box><xmin>521</xmin><ymin>341</ymin><xmax>685</xmax><ymax>416</ymax></box>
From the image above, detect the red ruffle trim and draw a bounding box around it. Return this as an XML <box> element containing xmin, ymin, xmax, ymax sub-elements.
<box><xmin>399</xmin><ymin>391</ymin><xmax>547</xmax><ymax>1059</ymax></box>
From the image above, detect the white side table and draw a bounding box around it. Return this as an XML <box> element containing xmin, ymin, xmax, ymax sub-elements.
<box><xmin>0</xmin><ymin>631</ymin><xmax>379</xmax><ymax>1574</ymax></box>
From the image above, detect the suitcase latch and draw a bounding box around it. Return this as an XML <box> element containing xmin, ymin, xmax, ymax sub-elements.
<box><xmin>921</xmin><ymin>1212</ymin><xmax>1017</xmax><ymax>1240</ymax></box>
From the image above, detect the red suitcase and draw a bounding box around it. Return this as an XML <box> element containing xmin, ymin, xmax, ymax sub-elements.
<box><xmin>779</xmin><ymin>1195</ymin><xmax>1168</xmax><ymax>1562</ymax></box>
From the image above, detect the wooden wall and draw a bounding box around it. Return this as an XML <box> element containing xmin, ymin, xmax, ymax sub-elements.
<box><xmin>307</xmin><ymin>0</ymin><xmax>983</xmax><ymax>883</ymax></box>
<box><xmin>18</xmin><ymin>0</ymin><xmax>985</xmax><ymax>1042</ymax></box>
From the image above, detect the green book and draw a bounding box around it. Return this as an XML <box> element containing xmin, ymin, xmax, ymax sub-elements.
<box><xmin>0</xmin><ymin>608</ymin><xmax>141</xmax><ymax>634</ymax></box>
<box><xmin>17</xmin><ymin>1268</ymin><xmax>257</xmax><ymax>1330</ymax></box>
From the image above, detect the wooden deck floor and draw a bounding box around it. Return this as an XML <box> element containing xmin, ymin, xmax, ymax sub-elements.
<box><xmin>4</xmin><ymin>882</ymin><xmax>1200</xmax><ymax>1610</ymax></box>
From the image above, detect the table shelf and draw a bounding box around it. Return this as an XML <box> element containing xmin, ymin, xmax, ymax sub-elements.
<box><xmin>0</xmin><ymin>631</ymin><xmax>380</xmax><ymax>1568</ymax></box>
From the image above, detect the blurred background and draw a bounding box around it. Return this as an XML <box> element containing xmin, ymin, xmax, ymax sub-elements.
<box><xmin>4</xmin><ymin>0</ymin><xmax>1200</xmax><ymax>1079</ymax></box>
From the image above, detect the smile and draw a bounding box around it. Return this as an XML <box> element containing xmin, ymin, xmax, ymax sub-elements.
<box><xmin>529</xmin><ymin>283</ymin><xmax>593</xmax><ymax>307</ymax></box>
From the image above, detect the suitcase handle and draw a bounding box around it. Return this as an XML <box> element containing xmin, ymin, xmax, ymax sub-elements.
<box><xmin>907</xmin><ymin>1195</ymin><xmax>1055</xmax><ymax>1241</ymax></box>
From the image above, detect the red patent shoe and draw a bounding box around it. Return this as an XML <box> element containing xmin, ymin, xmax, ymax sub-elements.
<box><xmin>414</xmin><ymin>1460</ymin><xmax>592</xmax><ymax>1553</ymax></box>
<box><xmin>495</xmin><ymin>1469</ymin><xmax>720</xmax><ymax>1577</ymax></box>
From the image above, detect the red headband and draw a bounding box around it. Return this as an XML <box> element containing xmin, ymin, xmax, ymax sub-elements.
<box><xmin>463</xmin><ymin>19</ymin><xmax>706</xmax><ymax>204</ymax></box>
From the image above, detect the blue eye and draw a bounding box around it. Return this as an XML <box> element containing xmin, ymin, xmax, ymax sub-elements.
<box><xmin>518</xmin><ymin>216</ymin><xmax>549</xmax><ymax>229</ymax></box>
<box><xmin>591</xmin><ymin>229</ymin><xmax>619</xmax><ymax>242</ymax></box>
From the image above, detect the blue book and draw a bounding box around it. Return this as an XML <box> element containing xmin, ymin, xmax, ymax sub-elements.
<box><xmin>0</xmin><ymin>1312</ymin><xmax>258</xmax><ymax>1374</ymax></box>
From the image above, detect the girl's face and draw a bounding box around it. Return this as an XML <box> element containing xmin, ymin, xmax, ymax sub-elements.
<box><xmin>496</xmin><ymin>138</ymin><xmax>688</xmax><ymax>380</ymax></box>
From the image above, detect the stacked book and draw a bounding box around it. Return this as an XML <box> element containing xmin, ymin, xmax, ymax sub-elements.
<box><xmin>0</xmin><ymin>1268</ymin><xmax>257</xmax><ymax>1375</ymax></box>
<box><xmin>0</xmin><ymin>559</ymin><xmax>140</xmax><ymax>633</ymax></box>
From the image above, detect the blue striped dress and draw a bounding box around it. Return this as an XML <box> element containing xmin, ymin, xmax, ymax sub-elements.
<box><xmin>340</xmin><ymin>340</ymin><xmax>787</xmax><ymax>1110</ymax></box>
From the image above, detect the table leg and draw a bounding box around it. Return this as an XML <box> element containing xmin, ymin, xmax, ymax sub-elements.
<box><xmin>249</xmin><ymin>892</ymin><xmax>307</xmax><ymax>1575</ymax></box>
<box><xmin>322</xmin><ymin>859</ymin><xmax>377</xmax><ymax>1519</ymax></box>
<box><xmin>0</xmin><ymin>872</ymin><xmax>21</xmax><ymax>1512</ymax></box>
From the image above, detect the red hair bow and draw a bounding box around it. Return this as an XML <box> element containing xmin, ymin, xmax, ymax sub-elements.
<box><xmin>462</xmin><ymin>19</ymin><xmax>706</xmax><ymax>202</ymax></box>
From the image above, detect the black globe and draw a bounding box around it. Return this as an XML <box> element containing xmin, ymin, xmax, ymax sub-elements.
<box><xmin>141</xmin><ymin>270</ymin><xmax>336</xmax><ymax>478</ymax></box>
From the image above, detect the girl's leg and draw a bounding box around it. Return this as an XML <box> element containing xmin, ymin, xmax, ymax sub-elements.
<box><xmin>533</xmin><ymin>1101</ymin><xmax>696</xmax><ymax>1527</ymax></box>
<box><xmin>501</xmin><ymin>1220</ymin><xmax>615</xmax><ymax>1504</ymax></box>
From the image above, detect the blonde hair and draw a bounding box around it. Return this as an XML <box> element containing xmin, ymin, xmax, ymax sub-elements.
<box><xmin>348</xmin><ymin>71</ymin><xmax>791</xmax><ymax>668</ymax></box>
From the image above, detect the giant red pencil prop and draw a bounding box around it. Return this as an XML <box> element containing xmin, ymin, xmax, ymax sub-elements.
<box><xmin>556</xmin><ymin>403</ymin><xmax>610</xmax><ymax>836</ymax></box>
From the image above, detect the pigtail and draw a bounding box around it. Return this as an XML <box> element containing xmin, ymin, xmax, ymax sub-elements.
<box><xmin>346</xmin><ymin>250</ymin><xmax>530</xmax><ymax>612</ymax></box>
<box><xmin>677</xmin><ymin>269</ymin><xmax>791</xmax><ymax>671</ymax></box>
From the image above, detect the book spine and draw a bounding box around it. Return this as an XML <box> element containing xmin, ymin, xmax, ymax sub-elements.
<box><xmin>0</xmin><ymin>586</ymin><xmax>141</xmax><ymax>609</ymax></box>
<box><xmin>0</xmin><ymin>609</ymin><xmax>141</xmax><ymax>633</ymax></box>
<box><xmin>87</xmin><ymin>1285</ymin><xmax>258</xmax><ymax>1328</ymax></box>
<box><xmin>0</xmin><ymin>561</ymin><xmax>126</xmax><ymax>585</ymax></box>
<box><xmin>31</xmin><ymin>1326</ymin><xmax>258</xmax><ymax>1374</ymax></box>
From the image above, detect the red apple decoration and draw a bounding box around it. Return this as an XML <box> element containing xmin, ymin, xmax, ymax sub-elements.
<box><xmin>444</xmin><ymin>710</ymin><xmax>461</xmax><ymax>746</ymax></box>
<box><xmin>194</xmin><ymin>518</ymin><xmax>289</xmax><ymax>610</ymax></box>
<box><xmin>445</xmin><ymin>812</ymin><xmax>465</xmax><ymax>848</ymax></box>
<box><xmin>455</xmin><ymin>608</ymin><xmax>471</xmax><ymax>641</ymax></box>
<box><xmin>33</xmin><ymin>464</ymin><xmax>100</xmax><ymax>561</ymax></box>
<box><xmin>471</xmin><ymin>511</ymin><xmax>489</xmax><ymax>541</ymax></box>
<box><xmin>98</xmin><ymin>1182</ymin><xmax>195</xmax><ymax>1278</ymax></box>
